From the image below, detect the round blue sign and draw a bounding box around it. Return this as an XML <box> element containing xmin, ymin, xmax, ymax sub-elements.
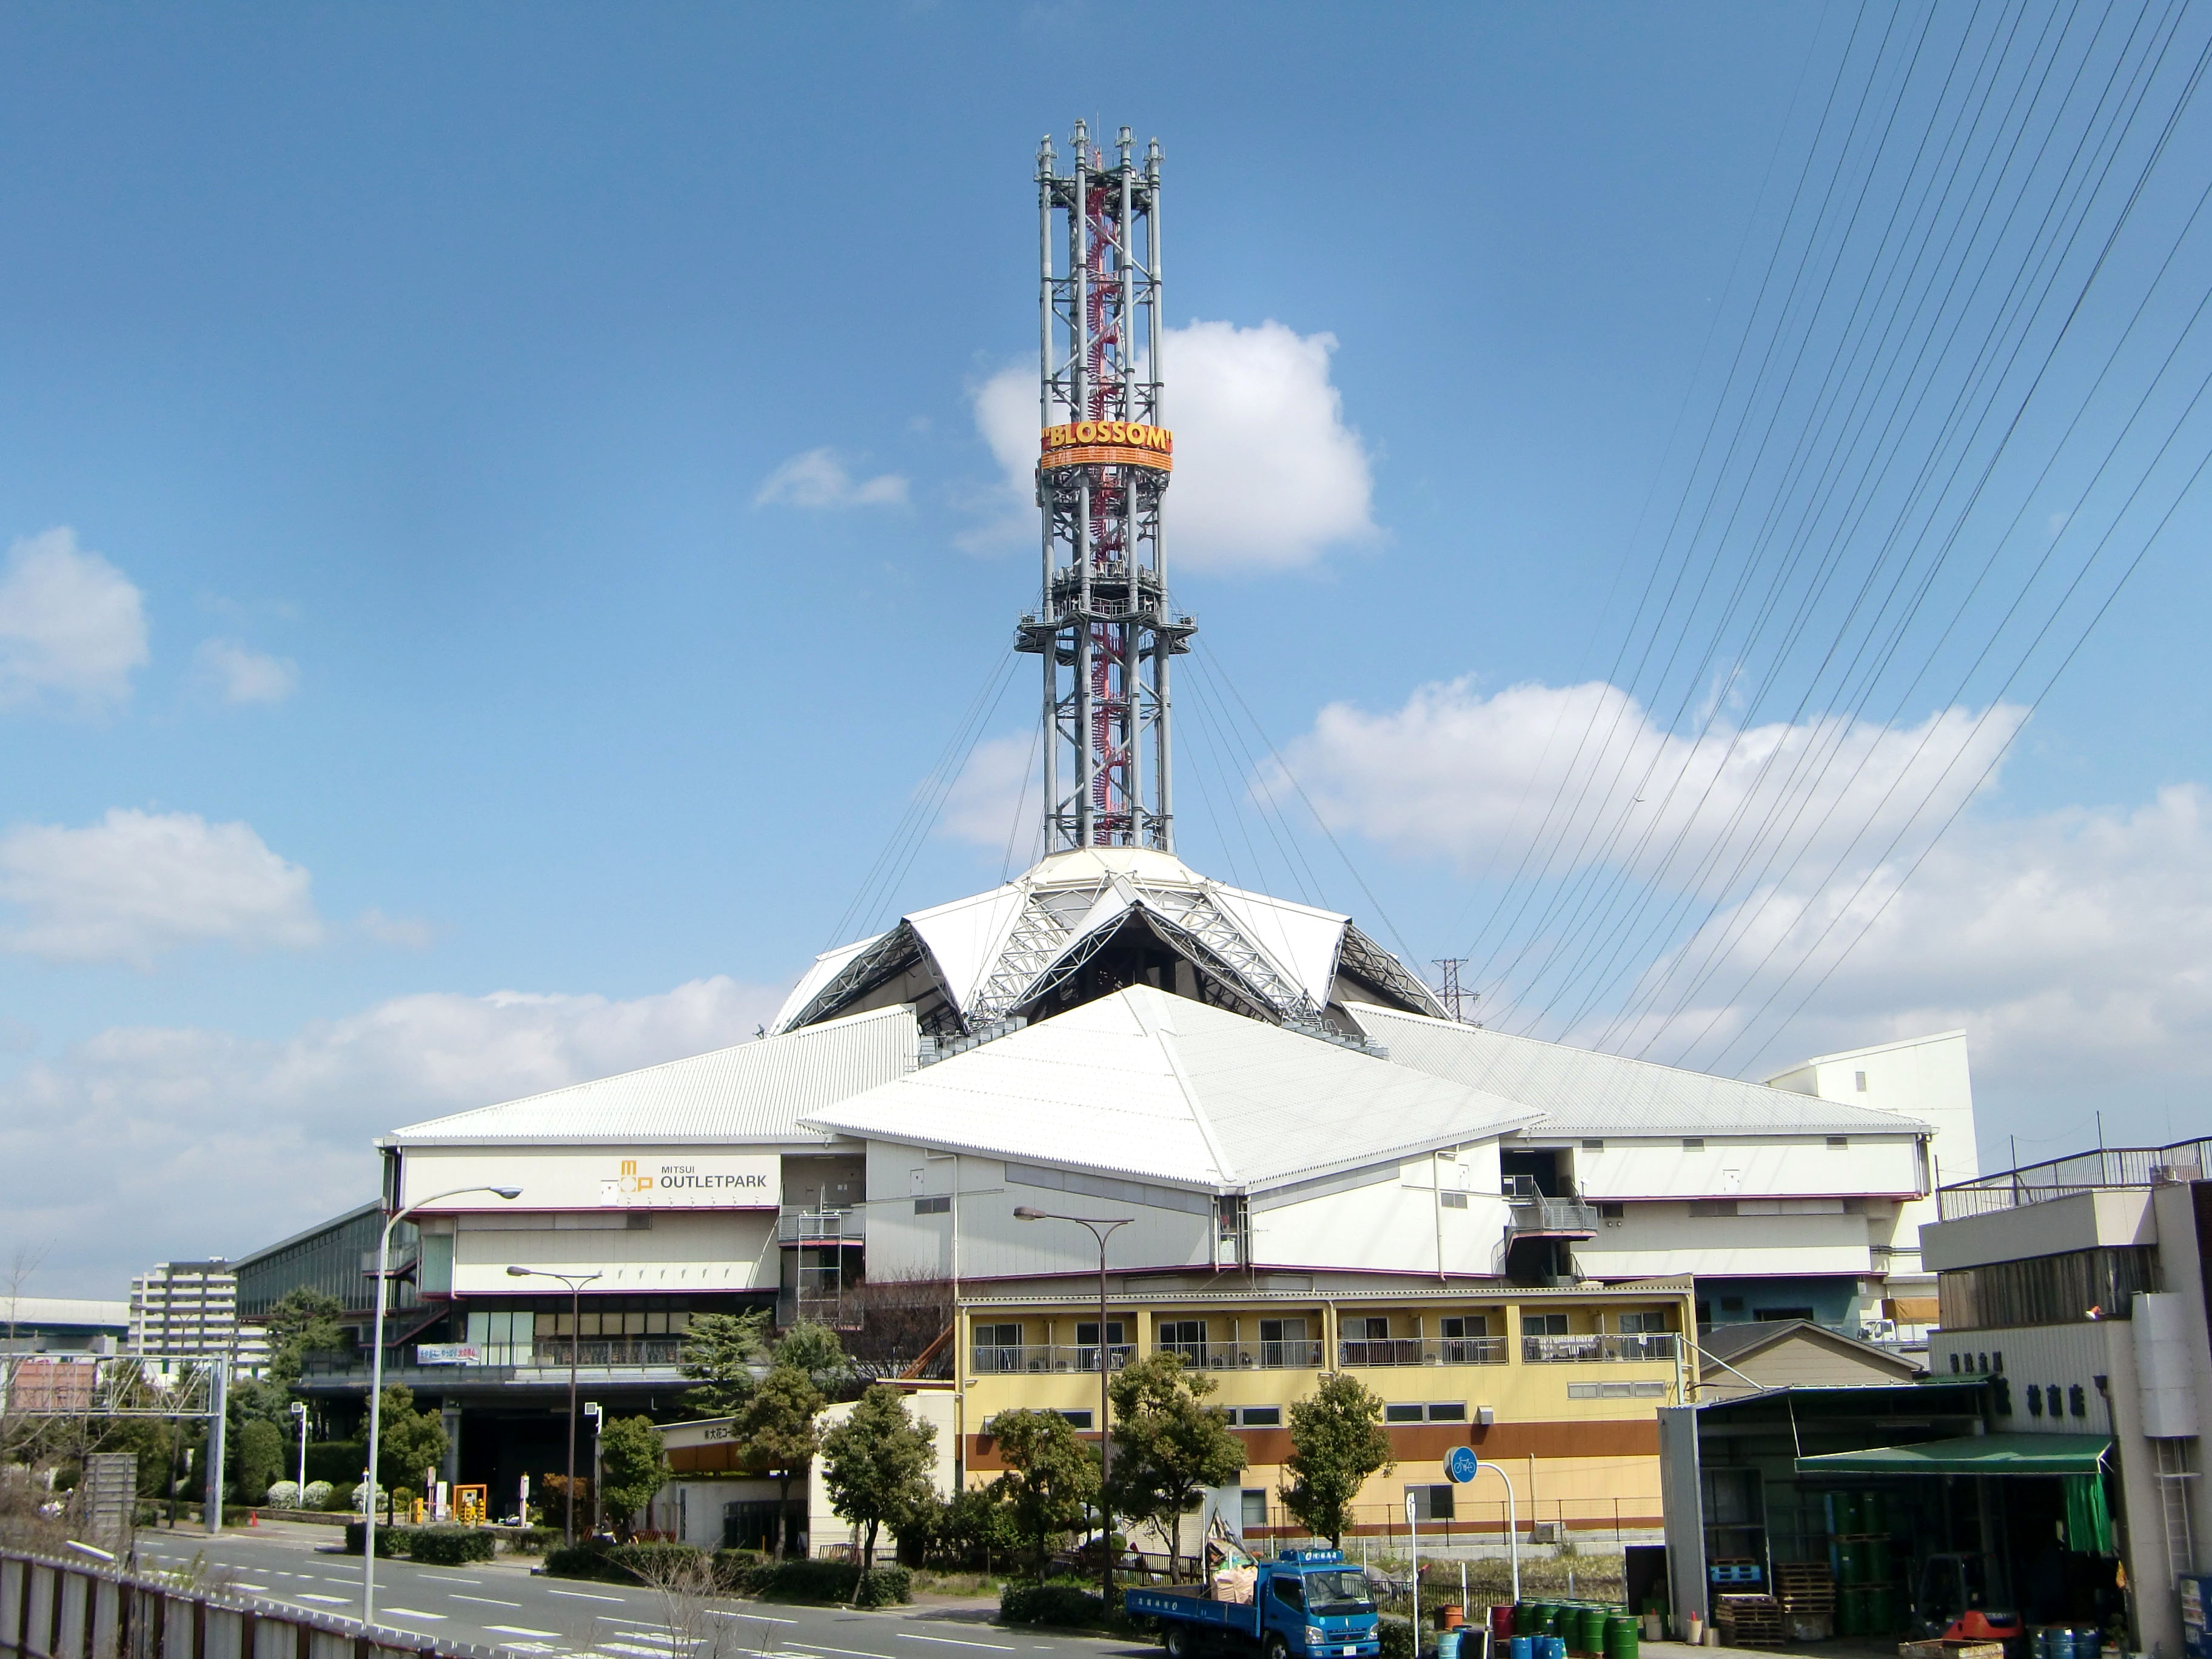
<box><xmin>1445</xmin><ymin>1446</ymin><xmax>1480</xmax><ymax>1484</ymax></box>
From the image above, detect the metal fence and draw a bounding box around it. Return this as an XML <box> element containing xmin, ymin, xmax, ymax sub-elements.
<box><xmin>0</xmin><ymin>1550</ymin><xmax>505</xmax><ymax>1659</ymax></box>
<box><xmin>1937</xmin><ymin>1138</ymin><xmax>2212</xmax><ymax>1219</ymax></box>
<box><xmin>1520</xmin><ymin>1333</ymin><xmax>1676</xmax><ymax>1364</ymax></box>
<box><xmin>1338</xmin><ymin>1337</ymin><xmax>1509</xmax><ymax>1367</ymax></box>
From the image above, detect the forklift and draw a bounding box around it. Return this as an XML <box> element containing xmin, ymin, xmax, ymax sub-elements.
<box><xmin>1911</xmin><ymin>1551</ymin><xmax>2025</xmax><ymax>1651</ymax></box>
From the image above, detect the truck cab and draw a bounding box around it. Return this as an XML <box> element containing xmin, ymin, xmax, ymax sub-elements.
<box><xmin>1133</xmin><ymin>1548</ymin><xmax>1381</xmax><ymax>1659</ymax></box>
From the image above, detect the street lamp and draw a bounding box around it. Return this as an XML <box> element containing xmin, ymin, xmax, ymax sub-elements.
<box><xmin>365</xmin><ymin>1183</ymin><xmax>521</xmax><ymax>1624</ymax></box>
<box><xmin>290</xmin><ymin>1401</ymin><xmax>308</xmax><ymax>1510</ymax></box>
<box><xmin>1013</xmin><ymin>1207</ymin><xmax>1131</xmax><ymax>1607</ymax></box>
<box><xmin>583</xmin><ymin>1402</ymin><xmax>605</xmax><ymax>1537</ymax></box>
<box><xmin>508</xmin><ymin>1266</ymin><xmax>603</xmax><ymax>1545</ymax></box>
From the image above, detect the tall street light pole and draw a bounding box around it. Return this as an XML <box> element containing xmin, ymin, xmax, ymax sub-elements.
<box><xmin>290</xmin><ymin>1400</ymin><xmax>308</xmax><ymax>1510</ymax></box>
<box><xmin>1013</xmin><ymin>1207</ymin><xmax>1130</xmax><ymax>1607</ymax></box>
<box><xmin>508</xmin><ymin>1266</ymin><xmax>602</xmax><ymax>1544</ymax></box>
<box><xmin>365</xmin><ymin>1183</ymin><xmax>521</xmax><ymax>1625</ymax></box>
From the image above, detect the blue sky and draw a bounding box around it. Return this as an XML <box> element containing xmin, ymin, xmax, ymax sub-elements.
<box><xmin>5</xmin><ymin>3</ymin><xmax>2210</xmax><ymax>1291</ymax></box>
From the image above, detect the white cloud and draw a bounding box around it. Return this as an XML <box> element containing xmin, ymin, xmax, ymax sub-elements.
<box><xmin>1281</xmin><ymin>675</ymin><xmax>2023</xmax><ymax>893</ymax></box>
<box><xmin>0</xmin><ymin>975</ymin><xmax>789</xmax><ymax>1296</ymax></box>
<box><xmin>358</xmin><ymin>907</ymin><xmax>434</xmax><ymax>949</ymax></box>
<box><xmin>193</xmin><ymin>638</ymin><xmax>298</xmax><ymax>705</ymax></box>
<box><xmin>754</xmin><ymin>448</ymin><xmax>909</xmax><ymax>509</ymax></box>
<box><xmin>937</xmin><ymin>732</ymin><xmax>1039</xmax><ymax>853</ymax></box>
<box><xmin>0</xmin><ymin>528</ymin><xmax>149</xmax><ymax>713</ymax></box>
<box><xmin>965</xmin><ymin>319</ymin><xmax>1378</xmax><ymax>572</ymax></box>
<box><xmin>0</xmin><ymin>809</ymin><xmax>322</xmax><ymax>967</ymax></box>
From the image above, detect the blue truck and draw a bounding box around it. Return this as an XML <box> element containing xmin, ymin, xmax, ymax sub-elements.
<box><xmin>1125</xmin><ymin>1549</ymin><xmax>1382</xmax><ymax>1659</ymax></box>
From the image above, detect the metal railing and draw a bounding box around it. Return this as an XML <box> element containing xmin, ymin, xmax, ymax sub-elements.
<box><xmin>1154</xmin><ymin>1339</ymin><xmax>1325</xmax><ymax>1372</ymax></box>
<box><xmin>1521</xmin><ymin>1332</ymin><xmax>1676</xmax><ymax>1364</ymax></box>
<box><xmin>970</xmin><ymin>1344</ymin><xmax>1135</xmax><ymax>1375</ymax></box>
<box><xmin>301</xmin><ymin>1338</ymin><xmax>687</xmax><ymax>1376</ymax></box>
<box><xmin>1507</xmin><ymin>1196</ymin><xmax>1602</xmax><ymax>1234</ymax></box>
<box><xmin>775</xmin><ymin>1207</ymin><xmax>864</xmax><ymax>1244</ymax></box>
<box><xmin>1338</xmin><ymin>1336</ymin><xmax>1509</xmax><ymax>1367</ymax></box>
<box><xmin>0</xmin><ymin>1547</ymin><xmax>505</xmax><ymax>1659</ymax></box>
<box><xmin>1937</xmin><ymin>1138</ymin><xmax>2212</xmax><ymax>1219</ymax></box>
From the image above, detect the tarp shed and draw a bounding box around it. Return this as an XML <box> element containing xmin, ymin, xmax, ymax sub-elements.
<box><xmin>1795</xmin><ymin>1432</ymin><xmax>2111</xmax><ymax>1476</ymax></box>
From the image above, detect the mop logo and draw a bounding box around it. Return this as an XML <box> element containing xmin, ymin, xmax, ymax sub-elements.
<box><xmin>614</xmin><ymin>1158</ymin><xmax>652</xmax><ymax>1195</ymax></box>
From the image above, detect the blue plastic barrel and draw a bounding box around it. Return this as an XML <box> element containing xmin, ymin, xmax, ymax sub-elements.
<box><xmin>1512</xmin><ymin>1635</ymin><xmax>1533</xmax><ymax>1659</ymax></box>
<box><xmin>1439</xmin><ymin>1632</ymin><xmax>1463</xmax><ymax>1659</ymax></box>
<box><xmin>2046</xmin><ymin>1629</ymin><xmax>2074</xmax><ymax>1659</ymax></box>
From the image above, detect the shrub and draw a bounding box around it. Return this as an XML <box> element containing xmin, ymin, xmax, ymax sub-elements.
<box><xmin>266</xmin><ymin>1481</ymin><xmax>301</xmax><ymax>1509</ymax></box>
<box><xmin>508</xmin><ymin>1526</ymin><xmax>562</xmax><ymax>1555</ymax></box>
<box><xmin>545</xmin><ymin>1541</ymin><xmax>623</xmax><ymax>1581</ymax></box>
<box><xmin>342</xmin><ymin>1521</ymin><xmax>414</xmax><ymax>1557</ymax></box>
<box><xmin>746</xmin><ymin>1558</ymin><xmax>866</xmax><ymax>1604</ymax></box>
<box><xmin>999</xmin><ymin>1581</ymin><xmax>1105</xmax><ymax>1627</ymax></box>
<box><xmin>303</xmin><ymin>1481</ymin><xmax>335</xmax><ymax>1510</ymax></box>
<box><xmin>711</xmin><ymin>1549</ymin><xmax>768</xmax><ymax>1589</ymax></box>
<box><xmin>409</xmin><ymin>1526</ymin><xmax>497</xmax><ymax>1565</ymax></box>
<box><xmin>545</xmin><ymin>1541</ymin><xmax>712</xmax><ymax>1586</ymax></box>
<box><xmin>1378</xmin><ymin>1615</ymin><xmax>1415</xmax><ymax>1659</ymax></box>
<box><xmin>853</xmin><ymin>1566</ymin><xmax>913</xmax><ymax>1607</ymax></box>
<box><xmin>348</xmin><ymin>1481</ymin><xmax>386</xmax><ymax>1514</ymax></box>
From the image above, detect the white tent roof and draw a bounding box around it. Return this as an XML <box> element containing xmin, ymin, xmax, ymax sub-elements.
<box><xmin>799</xmin><ymin>985</ymin><xmax>1540</xmax><ymax>1191</ymax></box>
<box><xmin>379</xmin><ymin>1003</ymin><xmax>918</xmax><ymax>1148</ymax></box>
<box><xmin>1342</xmin><ymin>1004</ymin><xmax>1931</xmax><ymax>1138</ymax></box>
<box><xmin>772</xmin><ymin>846</ymin><xmax>1443</xmax><ymax>1036</ymax></box>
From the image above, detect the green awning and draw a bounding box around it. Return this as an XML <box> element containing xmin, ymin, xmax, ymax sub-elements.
<box><xmin>1795</xmin><ymin>1432</ymin><xmax>2111</xmax><ymax>1476</ymax></box>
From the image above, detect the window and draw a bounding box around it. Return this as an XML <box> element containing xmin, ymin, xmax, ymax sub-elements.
<box><xmin>1257</xmin><ymin>1318</ymin><xmax>1309</xmax><ymax>1367</ymax></box>
<box><xmin>1568</xmin><ymin>1381</ymin><xmax>1669</xmax><ymax>1399</ymax></box>
<box><xmin>1385</xmin><ymin>1403</ymin><xmax>1467</xmax><ymax>1424</ymax></box>
<box><xmin>1160</xmin><ymin>1319</ymin><xmax>1205</xmax><ymax>1362</ymax></box>
<box><xmin>1440</xmin><ymin>1191</ymin><xmax>1468</xmax><ymax>1209</ymax></box>
<box><xmin>1938</xmin><ymin>1246</ymin><xmax>2163</xmax><ymax>1330</ymax></box>
<box><xmin>1426</xmin><ymin>1402</ymin><xmax>1467</xmax><ymax>1422</ymax></box>
<box><xmin>1854</xmin><ymin>1071</ymin><xmax>1868</xmax><ymax>1091</ymax></box>
<box><xmin>1582</xmin><ymin>1139</ymin><xmax>1605</xmax><ymax>1152</ymax></box>
<box><xmin>1385</xmin><ymin>1403</ymin><xmax>1424</xmax><ymax>1423</ymax></box>
<box><xmin>1356</xmin><ymin>1316</ymin><xmax>1391</xmax><ymax>1341</ymax></box>
<box><xmin>1074</xmin><ymin>1320</ymin><xmax>1125</xmax><ymax>1347</ymax></box>
<box><xmin>1618</xmin><ymin>1311</ymin><xmax>1670</xmax><ymax>1334</ymax></box>
<box><xmin>1241</xmin><ymin>1490</ymin><xmax>1269</xmax><ymax>1530</ymax></box>
<box><xmin>1272</xmin><ymin>1576</ymin><xmax>1305</xmax><ymax>1609</ymax></box>
<box><xmin>1233</xmin><ymin>1406</ymin><xmax>1282</xmax><ymax>1428</ymax></box>
<box><xmin>1682</xmin><ymin>1138</ymin><xmax>1705</xmax><ymax>1151</ymax></box>
<box><xmin>1690</xmin><ymin>1201</ymin><xmax>1737</xmax><ymax>1218</ymax></box>
<box><xmin>1720</xmin><ymin>1297</ymin><xmax>1746</xmax><ymax>1314</ymax></box>
<box><xmin>1406</xmin><ymin>1484</ymin><xmax>1455</xmax><ymax>1521</ymax></box>
<box><xmin>1826</xmin><ymin>1136</ymin><xmax>1849</xmax><ymax>1150</ymax></box>
<box><xmin>914</xmin><ymin>1195</ymin><xmax>951</xmax><ymax>1215</ymax></box>
<box><xmin>974</xmin><ymin>1323</ymin><xmax>1022</xmax><ymax>1371</ymax></box>
<box><xmin>1058</xmin><ymin>1410</ymin><xmax>1093</xmax><ymax>1429</ymax></box>
<box><xmin>2070</xmin><ymin>1384</ymin><xmax>2087</xmax><ymax>1418</ymax></box>
<box><xmin>1439</xmin><ymin>1316</ymin><xmax>1487</xmax><ymax>1339</ymax></box>
<box><xmin>1600</xmin><ymin>1202</ymin><xmax>1626</xmax><ymax>1220</ymax></box>
<box><xmin>626</xmin><ymin>1212</ymin><xmax>653</xmax><ymax>1230</ymax></box>
<box><xmin>1755</xmin><ymin>1307</ymin><xmax>1815</xmax><ymax>1322</ymax></box>
<box><xmin>1523</xmin><ymin>1313</ymin><xmax>1569</xmax><ymax>1336</ymax></box>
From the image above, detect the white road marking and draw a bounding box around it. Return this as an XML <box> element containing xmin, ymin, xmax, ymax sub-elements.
<box><xmin>296</xmin><ymin>1595</ymin><xmax>351</xmax><ymax>1605</ymax></box>
<box><xmin>549</xmin><ymin>1589</ymin><xmax>632</xmax><ymax>1604</ymax></box>
<box><xmin>601</xmin><ymin>1644</ymin><xmax>678</xmax><ymax>1657</ymax></box>
<box><xmin>235</xmin><ymin>1584</ymin><xmax>270</xmax><ymax>1592</ymax></box>
<box><xmin>896</xmin><ymin>1640</ymin><xmax>1016</xmax><ymax>1654</ymax></box>
<box><xmin>381</xmin><ymin>1607</ymin><xmax>449</xmax><ymax>1621</ymax></box>
<box><xmin>788</xmin><ymin>1644</ymin><xmax>898</xmax><ymax>1659</ymax></box>
<box><xmin>420</xmin><ymin>1574</ymin><xmax>484</xmax><ymax>1584</ymax></box>
<box><xmin>452</xmin><ymin>1595</ymin><xmax>526</xmax><ymax>1607</ymax></box>
<box><xmin>486</xmin><ymin>1627</ymin><xmax>565</xmax><ymax>1640</ymax></box>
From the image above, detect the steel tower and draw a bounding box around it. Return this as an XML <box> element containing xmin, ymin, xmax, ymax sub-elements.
<box><xmin>1019</xmin><ymin>121</ymin><xmax>1193</xmax><ymax>852</ymax></box>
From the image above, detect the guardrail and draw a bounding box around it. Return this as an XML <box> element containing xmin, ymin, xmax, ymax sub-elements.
<box><xmin>300</xmin><ymin>1338</ymin><xmax>687</xmax><ymax>1378</ymax></box>
<box><xmin>1155</xmin><ymin>1340</ymin><xmax>1326</xmax><ymax>1372</ymax></box>
<box><xmin>774</xmin><ymin>1209</ymin><xmax>863</xmax><ymax>1244</ymax></box>
<box><xmin>1338</xmin><ymin>1337</ymin><xmax>1509</xmax><ymax>1367</ymax></box>
<box><xmin>1507</xmin><ymin>1197</ymin><xmax>1602</xmax><ymax>1235</ymax></box>
<box><xmin>968</xmin><ymin>1344</ymin><xmax>1135</xmax><ymax>1375</ymax></box>
<box><xmin>0</xmin><ymin>1547</ymin><xmax>504</xmax><ymax>1659</ymax></box>
<box><xmin>1521</xmin><ymin>1333</ymin><xmax>1676</xmax><ymax>1363</ymax></box>
<box><xmin>1936</xmin><ymin>1138</ymin><xmax>2212</xmax><ymax>1219</ymax></box>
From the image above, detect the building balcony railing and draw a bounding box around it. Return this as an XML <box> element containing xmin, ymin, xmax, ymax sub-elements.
<box><xmin>1156</xmin><ymin>1339</ymin><xmax>1326</xmax><ymax>1372</ymax></box>
<box><xmin>1521</xmin><ymin>1332</ymin><xmax>1676</xmax><ymax>1364</ymax></box>
<box><xmin>298</xmin><ymin>1338</ymin><xmax>688</xmax><ymax>1378</ymax></box>
<box><xmin>1338</xmin><ymin>1336</ymin><xmax>1510</xmax><ymax>1367</ymax></box>
<box><xmin>776</xmin><ymin>1208</ymin><xmax>864</xmax><ymax>1245</ymax></box>
<box><xmin>970</xmin><ymin>1343</ymin><xmax>1136</xmax><ymax>1375</ymax></box>
<box><xmin>1506</xmin><ymin>1197</ymin><xmax>1602</xmax><ymax>1237</ymax></box>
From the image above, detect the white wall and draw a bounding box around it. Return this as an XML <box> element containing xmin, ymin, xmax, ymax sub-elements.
<box><xmin>449</xmin><ymin>1210</ymin><xmax>777</xmax><ymax>1293</ymax></box>
<box><xmin>805</xmin><ymin>1388</ymin><xmax>959</xmax><ymax>1558</ymax></box>
<box><xmin>1250</xmin><ymin>1154</ymin><xmax>1510</xmax><ymax>1277</ymax></box>
<box><xmin>1575</xmin><ymin>1202</ymin><xmax>1875</xmax><ymax>1279</ymax></box>
<box><xmin>1574</xmin><ymin>1137</ymin><xmax>1923</xmax><ymax>1202</ymax></box>
<box><xmin>1766</xmin><ymin>1031</ymin><xmax>1972</xmax><ymax>1268</ymax></box>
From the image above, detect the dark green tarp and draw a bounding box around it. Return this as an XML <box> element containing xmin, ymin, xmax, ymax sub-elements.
<box><xmin>1794</xmin><ymin>1432</ymin><xmax>2111</xmax><ymax>1476</ymax></box>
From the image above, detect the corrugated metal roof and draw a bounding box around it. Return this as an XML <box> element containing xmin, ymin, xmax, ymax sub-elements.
<box><xmin>380</xmin><ymin>1003</ymin><xmax>918</xmax><ymax>1147</ymax></box>
<box><xmin>799</xmin><ymin>986</ymin><xmax>1540</xmax><ymax>1190</ymax></box>
<box><xmin>1343</xmin><ymin>1004</ymin><xmax>1931</xmax><ymax>1137</ymax></box>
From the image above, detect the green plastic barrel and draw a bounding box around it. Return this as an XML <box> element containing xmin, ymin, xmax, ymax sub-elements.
<box><xmin>1865</xmin><ymin>1588</ymin><xmax>1892</xmax><ymax>1634</ymax></box>
<box><xmin>1604</xmin><ymin>1615</ymin><xmax>1639</xmax><ymax>1659</ymax></box>
<box><xmin>1542</xmin><ymin>1606</ymin><xmax>1563</xmax><ymax>1639</ymax></box>
<box><xmin>1862</xmin><ymin>1490</ymin><xmax>1886</xmax><ymax>1537</ymax></box>
<box><xmin>1836</xmin><ymin>1587</ymin><xmax>1864</xmax><ymax>1636</ymax></box>
<box><xmin>1863</xmin><ymin>1538</ymin><xmax>1891</xmax><ymax>1584</ymax></box>
<box><xmin>1580</xmin><ymin>1607</ymin><xmax>1609</xmax><ymax>1654</ymax></box>
<box><xmin>1834</xmin><ymin>1540</ymin><xmax>1863</xmax><ymax>1584</ymax></box>
<box><xmin>1514</xmin><ymin>1604</ymin><xmax>1535</xmax><ymax>1637</ymax></box>
<box><xmin>1828</xmin><ymin>1490</ymin><xmax>1860</xmax><ymax>1535</ymax></box>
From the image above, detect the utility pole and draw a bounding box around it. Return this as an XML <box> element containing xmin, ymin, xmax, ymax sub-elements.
<box><xmin>1432</xmin><ymin>959</ymin><xmax>1473</xmax><ymax>1022</ymax></box>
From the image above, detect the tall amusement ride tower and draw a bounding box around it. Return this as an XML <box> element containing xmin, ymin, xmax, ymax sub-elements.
<box><xmin>1019</xmin><ymin>121</ymin><xmax>1193</xmax><ymax>853</ymax></box>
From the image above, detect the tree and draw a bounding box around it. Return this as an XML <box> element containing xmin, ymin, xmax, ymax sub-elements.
<box><xmin>1279</xmin><ymin>1372</ymin><xmax>1394</xmax><ymax>1547</ymax></box>
<box><xmin>234</xmin><ymin>1417</ymin><xmax>285</xmax><ymax>1505</ymax></box>
<box><xmin>262</xmin><ymin>1289</ymin><xmax>346</xmax><ymax>1386</ymax></box>
<box><xmin>1107</xmin><ymin>1352</ymin><xmax>1248</xmax><ymax>1578</ymax></box>
<box><xmin>598</xmin><ymin>1415</ymin><xmax>670</xmax><ymax>1538</ymax></box>
<box><xmin>771</xmin><ymin>1319</ymin><xmax>854</xmax><ymax>1391</ymax></box>
<box><xmin>373</xmin><ymin>1384</ymin><xmax>449</xmax><ymax>1494</ymax></box>
<box><xmin>987</xmin><ymin>1409</ymin><xmax>1099</xmax><ymax>1581</ymax></box>
<box><xmin>820</xmin><ymin>1384</ymin><xmax>937</xmax><ymax>1567</ymax></box>
<box><xmin>680</xmin><ymin>1310</ymin><xmax>771</xmax><ymax>1418</ymax></box>
<box><xmin>734</xmin><ymin>1366</ymin><xmax>825</xmax><ymax>1560</ymax></box>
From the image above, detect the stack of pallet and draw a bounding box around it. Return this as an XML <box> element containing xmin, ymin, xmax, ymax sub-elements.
<box><xmin>1774</xmin><ymin>1562</ymin><xmax>1836</xmax><ymax>1640</ymax></box>
<box><xmin>1715</xmin><ymin>1594</ymin><xmax>1786</xmax><ymax>1648</ymax></box>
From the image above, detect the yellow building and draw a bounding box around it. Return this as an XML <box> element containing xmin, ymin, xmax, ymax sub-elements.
<box><xmin>954</xmin><ymin>1278</ymin><xmax>1695</xmax><ymax>1546</ymax></box>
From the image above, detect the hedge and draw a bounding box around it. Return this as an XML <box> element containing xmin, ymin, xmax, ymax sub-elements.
<box><xmin>999</xmin><ymin>1582</ymin><xmax>1105</xmax><ymax>1628</ymax></box>
<box><xmin>1378</xmin><ymin>1615</ymin><xmax>1415</xmax><ymax>1659</ymax></box>
<box><xmin>540</xmin><ymin>1543</ymin><xmax>911</xmax><ymax>1606</ymax></box>
<box><xmin>342</xmin><ymin>1522</ymin><xmax>411</xmax><ymax>1557</ymax></box>
<box><xmin>409</xmin><ymin>1527</ymin><xmax>497</xmax><ymax>1565</ymax></box>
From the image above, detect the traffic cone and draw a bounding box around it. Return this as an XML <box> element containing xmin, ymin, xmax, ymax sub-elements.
<box><xmin>249</xmin><ymin>1510</ymin><xmax>258</xmax><ymax>1526</ymax></box>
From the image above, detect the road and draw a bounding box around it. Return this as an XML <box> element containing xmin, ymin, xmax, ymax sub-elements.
<box><xmin>130</xmin><ymin>1523</ymin><xmax>1151</xmax><ymax>1659</ymax></box>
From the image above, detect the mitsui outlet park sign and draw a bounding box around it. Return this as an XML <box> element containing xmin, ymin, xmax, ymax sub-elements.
<box><xmin>398</xmin><ymin>1148</ymin><xmax>781</xmax><ymax>1210</ymax></box>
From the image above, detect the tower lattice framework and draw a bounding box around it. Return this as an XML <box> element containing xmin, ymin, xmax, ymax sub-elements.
<box><xmin>1019</xmin><ymin>121</ymin><xmax>1193</xmax><ymax>852</ymax></box>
